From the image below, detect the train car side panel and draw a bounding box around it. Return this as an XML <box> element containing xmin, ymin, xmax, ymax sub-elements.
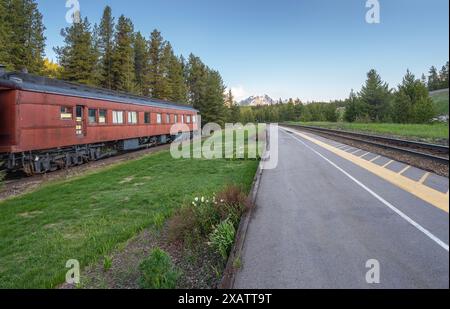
<box><xmin>0</xmin><ymin>90</ymin><xmax>17</xmax><ymax>153</ymax></box>
<box><xmin>15</xmin><ymin>90</ymin><xmax>197</xmax><ymax>152</ymax></box>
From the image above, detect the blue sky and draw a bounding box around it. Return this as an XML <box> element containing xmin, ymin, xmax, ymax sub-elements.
<box><xmin>36</xmin><ymin>0</ymin><xmax>449</xmax><ymax>102</ymax></box>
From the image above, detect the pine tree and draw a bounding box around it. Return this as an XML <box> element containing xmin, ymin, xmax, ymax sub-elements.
<box><xmin>133</xmin><ymin>31</ymin><xmax>148</xmax><ymax>95</ymax></box>
<box><xmin>168</xmin><ymin>54</ymin><xmax>188</xmax><ymax>102</ymax></box>
<box><xmin>157</xmin><ymin>42</ymin><xmax>174</xmax><ymax>100</ymax></box>
<box><xmin>0</xmin><ymin>0</ymin><xmax>11</xmax><ymax>68</ymax></box>
<box><xmin>427</xmin><ymin>66</ymin><xmax>440</xmax><ymax>91</ymax></box>
<box><xmin>420</xmin><ymin>73</ymin><xmax>427</xmax><ymax>86</ymax></box>
<box><xmin>55</xmin><ymin>17</ymin><xmax>98</xmax><ymax>85</ymax></box>
<box><xmin>229</xmin><ymin>102</ymin><xmax>241</xmax><ymax>124</ymax></box>
<box><xmin>186</xmin><ymin>53</ymin><xmax>227</xmax><ymax>125</ymax></box>
<box><xmin>392</xmin><ymin>90</ymin><xmax>412</xmax><ymax>123</ymax></box>
<box><xmin>225</xmin><ymin>89</ymin><xmax>234</xmax><ymax>108</ymax></box>
<box><xmin>4</xmin><ymin>0</ymin><xmax>45</xmax><ymax>73</ymax></box>
<box><xmin>98</xmin><ymin>6</ymin><xmax>115</xmax><ymax>89</ymax></box>
<box><xmin>146</xmin><ymin>29</ymin><xmax>164</xmax><ymax>98</ymax></box>
<box><xmin>344</xmin><ymin>89</ymin><xmax>365</xmax><ymax>122</ymax></box>
<box><xmin>90</xmin><ymin>23</ymin><xmax>103</xmax><ymax>86</ymax></box>
<box><xmin>187</xmin><ymin>53</ymin><xmax>208</xmax><ymax>107</ymax></box>
<box><xmin>439</xmin><ymin>62</ymin><xmax>449</xmax><ymax>89</ymax></box>
<box><xmin>110</xmin><ymin>15</ymin><xmax>136</xmax><ymax>92</ymax></box>
<box><xmin>393</xmin><ymin>70</ymin><xmax>434</xmax><ymax>123</ymax></box>
<box><xmin>359</xmin><ymin>69</ymin><xmax>391</xmax><ymax>121</ymax></box>
<box><xmin>203</xmin><ymin>69</ymin><xmax>226</xmax><ymax>126</ymax></box>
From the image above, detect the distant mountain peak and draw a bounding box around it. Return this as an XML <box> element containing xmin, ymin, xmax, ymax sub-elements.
<box><xmin>239</xmin><ymin>94</ymin><xmax>275</xmax><ymax>106</ymax></box>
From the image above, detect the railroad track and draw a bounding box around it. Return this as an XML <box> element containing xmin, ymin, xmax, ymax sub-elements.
<box><xmin>281</xmin><ymin>124</ymin><xmax>449</xmax><ymax>165</ymax></box>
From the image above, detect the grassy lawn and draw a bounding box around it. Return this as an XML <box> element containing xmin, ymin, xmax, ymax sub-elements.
<box><xmin>431</xmin><ymin>89</ymin><xmax>449</xmax><ymax>116</ymax></box>
<box><xmin>0</xmin><ymin>133</ymin><xmax>261</xmax><ymax>288</ymax></box>
<box><xmin>286</xmin><ymin>121</ymin><xmax>449</xmax><ymax>143</ymax></box>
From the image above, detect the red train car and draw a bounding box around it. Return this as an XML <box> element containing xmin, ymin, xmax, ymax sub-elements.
<box><xmin>0</xmin><ymin>68</ymin><xmax>199</xmax><ymax>174</ymax></box>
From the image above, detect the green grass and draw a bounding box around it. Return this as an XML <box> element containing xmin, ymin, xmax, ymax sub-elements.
<box><xmin>430</xmin><ymin>89</ymin><xmax>449</xmax><ymax>116</ymax></box>
<box><xmin>287</xmin><ymin>121</ymin><xmax>449</xmax><ymax>142</ymax></box>
<box><xmin>139</xmin><ymin>248</ymin><xmax>181</xmax><ymax>289</ymax></box>
<box><xmin>0</xmin><ymin>137</ymin><xmax>259</xmax><ymax>288</ymax></box>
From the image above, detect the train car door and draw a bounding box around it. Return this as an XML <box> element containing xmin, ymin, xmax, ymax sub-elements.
<box><xmin>75</xmin><ymin>105</ymin><xmax>85</xmax><ymax>136</ymax></box>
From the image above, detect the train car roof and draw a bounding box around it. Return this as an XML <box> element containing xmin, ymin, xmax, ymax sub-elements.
<box><xmin>0</xmin><ymin>72</ymin><xmax>198</xmax><ymax>112</ymax></box>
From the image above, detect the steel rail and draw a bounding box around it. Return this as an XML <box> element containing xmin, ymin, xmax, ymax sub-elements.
<box><xmin>282</xmin><ymin>124</ymin><xmax>449</xmax><ymax>165</ymax></box>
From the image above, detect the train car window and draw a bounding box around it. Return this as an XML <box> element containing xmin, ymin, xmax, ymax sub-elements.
<box><xmin>88</xmin><ymin>109</ymin><xmax>97</xmax><ymax>123</ymax></box>
<box><xmin>99</xmin><ymin>109</ymin><xmax>107</xmax><ymax>123</ymax></box>
<box><xmin>193</xmin><ymin>115</ymin><xmax>197</xmax><ymax>123</ymax></box>
<box><xmin>128</xmin><ymin>111</ymin><xmax>138</xmax><ymax>124</ymax></box>
<box><xmin>144</xmin><ymin>112</ymin><xmax>151</xmax><ymax>124</ymax></box>
<box><xmin>76</xmin><ymin>106</ymin><xmax>83</xmax><ymax>119</ymax></box>
<box><xmin>166</xmin><ymin>114</ymin><xmax>170</xmax><ymax>124</ymax></box>
<box><xmin>187</xmin><ymin>115</ymin><xmax>191</xmax><ymax>123</ymax></box>
<box><xmin>113</xmin><ymin>111</ymin><xmax>124</xmax><ymax>124</ymax></box>
<box><xmin>156</xmin><ymin>113</ymin><xmax>162</xmax><ymax>124</ymax></box>
<box><xmin>60</xmin><ymin>107</ymin><xmax>73</xmax><ymax>120</ymax></box>
<box><xmin>174</xmin><ymin>114</ymin><xmax>178</xmax><ymax>123</ymax></box>
<box><xmin>181</xmin><ymin>115</ymin><xmax>184</xmax><ymax>123</ymax></box>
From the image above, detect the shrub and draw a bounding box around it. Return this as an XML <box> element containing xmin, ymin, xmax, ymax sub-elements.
<box><xmin>167</xmin><ymin>206</ymin><xmax>198</xmax><ymax>242</ymax></box>
<box><xmin>167</xmin><ymin>185</ymin><xmax>251</xmax><ymax>244</ymax></box>
<box><xmin>103</xmin><ymin>256</ymin><xmax>112</xmax><ymax>271</ymax></box>
<box><xmin>215</xmin><ymin>185</ymin><xmax>250</xmax><ymax>226</ymax></box>
<box><xmin>167</xmin><ymin>196</ymin><xmax>221</xmax><ymax>243</ymax></box>
<box><xmin>139</xmin><ymin>248</ymin><xmax>180</xmax><ymax>289</ymax></box>
<box><xmin>208</xmin><ymin>218</ymin><xmax>236</xmax><ymax>260</ymax></box>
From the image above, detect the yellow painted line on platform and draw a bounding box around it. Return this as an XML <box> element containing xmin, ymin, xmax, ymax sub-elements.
<box><xmin>285</xmin><ymin>129</ymin><xmax>449</xmax><ymax>213</ymax></box>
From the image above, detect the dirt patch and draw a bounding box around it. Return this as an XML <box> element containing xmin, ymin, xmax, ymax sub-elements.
<box><xmin>119</xmin><ymin>176</ymin><xmax>135</xmax><ymax>184</ymax></box>
<box><xmin>60</xmin><ymin>225</ymin><xmax>222</xmax><ymax>289</ymax></box>
<box><xmin>18</xmin><ymin>210</ymin><xmax>43</xmax><ymax>218</ymax></box>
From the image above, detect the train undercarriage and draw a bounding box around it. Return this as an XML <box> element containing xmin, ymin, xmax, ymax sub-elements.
<box><xmin>0</xmin><ymin>133</ymin><xmax>191</xmax><ymax>176</ymax></box>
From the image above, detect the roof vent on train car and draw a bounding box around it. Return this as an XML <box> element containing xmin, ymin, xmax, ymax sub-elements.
<box><xmin>9</xmin><ymin>76</ymin><xmax>23</xmax><ymax>84</ymax></box>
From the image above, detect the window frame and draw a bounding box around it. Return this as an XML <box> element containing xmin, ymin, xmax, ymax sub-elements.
<box><xmin>128</xmin><ymin>111</ymin><xmax>138</xmax><ymax>125</ymax></box>
<box><xmin>88</xmin><ymin>108</ymin><xmax>97</xmax><ymax>124</ymax></box>
<box><xmin>60</xmin><ymin>106</ymin><xmax>73</xmax><ymax>120</ymax></box>
<box><xmin>144</xmin><ymin>112</ymin><xmax>151</xmax><ymax>124</ymax></box>
<box><xmin>112</xmin><ymin>111</ymin><xmax>124</xmax><ymax>124</ymax></box>
<box><xmin>156</xmin><ymin>113</ymin><xmax>162</xmax><ymax>124</ymax></box>
<box><xmin>99</xmin><ymin>109</ymin><xmax>107</xmax><ymax>124</ymax></box>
